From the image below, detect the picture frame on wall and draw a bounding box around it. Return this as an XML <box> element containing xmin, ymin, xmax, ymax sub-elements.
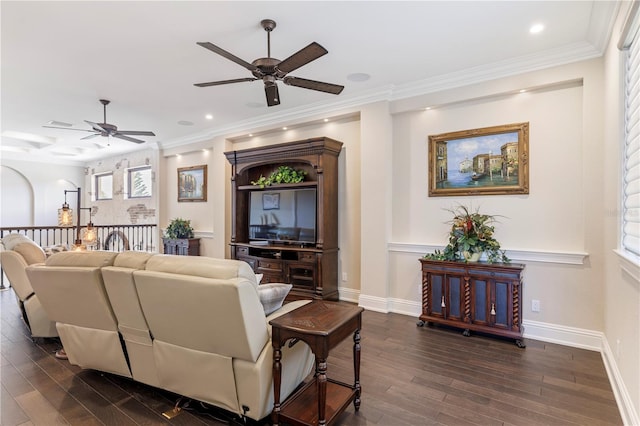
<box><xmin>262</xmin><ymin>193</ymin><xmax>280</xmax><ymax>210</ymax></box>
<box><xmin>428</xmin><ymin>122</ymin><xmax>529</xmax><ymax>197</ymax></box>
<box><xmin>178</xmin><ymin>165</ymin><xmax>207</xmax><ymax>202</ymax></box>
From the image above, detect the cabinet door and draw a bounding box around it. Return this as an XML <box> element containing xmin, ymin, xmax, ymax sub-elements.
<box><xmin>491</xmin><ymin>280</ymin><xmax>512</xmax><ymax>330</ymax></box>
<box><xmin>446</xmin><ymin>276</ymin><xmax>464</xmax><ymax>321</ymax></box>
<box><xmin>427</xmin><ymin>273</ymin><xmax>446</xmax><ymax>320</ymax></box>
<box><xmin>470</xmin><ymin>278</ymin><xmax>490</xmax><ymax>326</ymax></box>
<box><xmin>287</xmin><ymin>263</ymin><xmax>315</xmax><ymax>290</ymax></box>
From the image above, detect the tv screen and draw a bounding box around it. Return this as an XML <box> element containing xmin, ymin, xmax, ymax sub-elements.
<box><xmin>249</xmin><ymin>188</ymin><xmax>316</xmax><ymax>244</ymax></box>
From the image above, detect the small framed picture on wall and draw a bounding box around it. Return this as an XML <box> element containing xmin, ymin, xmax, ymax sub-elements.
<box><xmin>178</xmin><ymin>165</ymin><xmax>207</xmax><ymax>202</ymax></box>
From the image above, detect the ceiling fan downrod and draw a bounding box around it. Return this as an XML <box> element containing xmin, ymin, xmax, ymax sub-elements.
<box><xmin>261</xmin><ymin>19</ymin><xmax>276</xmax><ymax>59</ymax></box>
<box><xmin>100</xmin><ymin>99</ymin><xmax>110</xmax><ymax>124</ymax></box>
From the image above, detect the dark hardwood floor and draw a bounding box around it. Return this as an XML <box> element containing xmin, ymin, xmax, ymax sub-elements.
<box><xmin>1</xmin><ymin>286</ymin><xmax>622</xmax><ymax>426</ymax></box>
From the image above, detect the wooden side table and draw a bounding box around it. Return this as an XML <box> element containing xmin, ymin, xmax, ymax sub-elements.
<box><xmin>270</xmin><ymin>300</ymin><xmax>364</xmax><ymax>426</ymax></box>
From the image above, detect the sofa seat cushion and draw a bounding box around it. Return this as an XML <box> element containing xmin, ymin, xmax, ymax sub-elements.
<box><xmin>258</xmin><ymin>283</ymin><xmax>292</xmax><ymax>315</ymax></box>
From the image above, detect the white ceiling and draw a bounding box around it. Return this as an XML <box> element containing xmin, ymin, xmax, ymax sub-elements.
<box><xmin>1</xmin><ymin>1</ymin><xmax>618</xmax><ymax>164</ymax></box>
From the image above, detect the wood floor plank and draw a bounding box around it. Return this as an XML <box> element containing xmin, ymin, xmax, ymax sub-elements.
<box><xmin>1</xmin><ymin>383</ymin><xmax>30</xmax><ymax>426</ymax></box>
<box><xmin>13</xmin><ymin>389</ymin><xmax>70</xmax><ymax>425</ymax></box>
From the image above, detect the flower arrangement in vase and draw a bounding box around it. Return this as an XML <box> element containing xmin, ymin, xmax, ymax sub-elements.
<box><xmin>424</xmin><ymin>205</ymin><xmax>510</xmax><ymax>263</ymax></box>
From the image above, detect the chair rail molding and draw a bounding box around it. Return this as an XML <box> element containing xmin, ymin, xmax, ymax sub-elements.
<box><xmin>388</xmin><ymin>242</ymin><xmax>588</xmax><ymax>265</ymax></box>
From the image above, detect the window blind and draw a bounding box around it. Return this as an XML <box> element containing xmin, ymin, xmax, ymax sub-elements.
<box><xmin>623</xmin><ymin>12</ymin><xmax>640</xmax><ymax>257</ymax></box>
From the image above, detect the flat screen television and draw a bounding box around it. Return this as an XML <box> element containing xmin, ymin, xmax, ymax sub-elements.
<box><xmin>248</xmin><ymin>188</ymin><xmax>317</xmax><ymax>245</ymax></box>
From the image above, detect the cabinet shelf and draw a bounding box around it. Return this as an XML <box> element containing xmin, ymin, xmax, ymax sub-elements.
<box><xmin>237</xmin><ymin>182</ymin><xmax>318</xmax><ymax>191</ymax></box>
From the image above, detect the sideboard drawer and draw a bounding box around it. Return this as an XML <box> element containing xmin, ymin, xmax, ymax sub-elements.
<box><xmin>298</xmin><ymin>252</ymin><xmax>316</xmax><ymax>263</ymax></box>
<box><xmin>258</xmin><ymin>259</ymin><xmax>283</xmax><ymax>272</ymax></box>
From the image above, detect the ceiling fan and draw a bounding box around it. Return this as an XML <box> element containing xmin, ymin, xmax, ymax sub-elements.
<box><xmin>43</xmin><ymin>99</ymin><xmax>156</xmax><ymax>144</ymax></box>
<box><xmin>194</xmin><ymin>19</ymin><xmax>344</xmax><ymax>107</ymax></box>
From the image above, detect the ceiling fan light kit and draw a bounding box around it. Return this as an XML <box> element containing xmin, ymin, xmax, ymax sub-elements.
<box><xmin>195</xmin><ymin>19</ymin><xmax>344</xmax><ymax>106</ymax></box>
<box><xmin>43</xmin><ymin>99</ymin><xmax>156</xmax><ymax>144</ymax></box>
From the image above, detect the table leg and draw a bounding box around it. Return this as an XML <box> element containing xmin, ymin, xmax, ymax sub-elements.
<box><xmin>353</xmin><ymin>329</ymin><xmax>361</xmax><ymax>411</ymax></box>
<box><xmin>317</xmin><ymin>359</ymin><xmax>328</xmax><ymax>426</ymax></box>
<box><xmin>272</xmin><ymin>345</ymin><xmax>282</xmax><ymax>426</ymax></box>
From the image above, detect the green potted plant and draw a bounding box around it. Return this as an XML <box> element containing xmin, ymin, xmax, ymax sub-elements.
<box><xmin>424</xmin><ymin>205</ymin><xmax>510</xmax><ymax>263</ymax></box>
<box><xmin>164</xmin><ymin>218</ymin><xmax>194</xmax><ymax>239</ymax></box>
<box><xmin>163</xmin><ymin>218</ymin><xmax>199</xmax><ymax>256</ymax></box>
<box><xmin>251</xmin><ymin>165</ymin><xmax>307</xmax><ymax>188</ymax></box>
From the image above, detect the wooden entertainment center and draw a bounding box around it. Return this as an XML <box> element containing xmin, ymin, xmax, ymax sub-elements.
<box><xmin>225</xmin><ymin>138</ymin><xmax>342</xmax><ymax>300</ymax></box>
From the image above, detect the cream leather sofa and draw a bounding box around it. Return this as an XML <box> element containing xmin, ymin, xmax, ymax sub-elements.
<box><xmin>0</xmin><ymin>234</ymin><xmax>58</xmax><ymax>338</ymax></box>
<box><xmin>26</xmin><ymin>251</ymin><xmax>315</xmax><ymax>422</ymax></box>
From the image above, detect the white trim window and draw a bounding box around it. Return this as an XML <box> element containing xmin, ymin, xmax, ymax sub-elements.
<box><xmin>622</xmin><ymin>3</ymin><xmax>640</xmax><ymax>258</ymax></box>
<box><xmin>125</xmin><ymin>166</ymin><xmax>152</xmax><ymax>199</ymax></box>
<box><xmin>94</xmin><ymin>172</ymin><xmax>113</xmax><ymax>201</ymax></box>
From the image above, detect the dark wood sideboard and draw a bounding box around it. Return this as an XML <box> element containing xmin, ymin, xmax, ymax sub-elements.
<box><xmin>418</xmin><ymin>258</ymin><xmax>526</xmax><ymax>347</ymax></box>
<box><xmin>162</xmin><ymin>238</ymin><xmax>200</xmax><ymax>256</ymax></box>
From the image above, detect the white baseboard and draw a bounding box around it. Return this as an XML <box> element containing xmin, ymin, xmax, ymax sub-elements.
<box><xmin>601</xmin><ymin>337</ymin><xmax>640</xmax><ymax>426</ymax></box>
<box><xmin>346</xmin><ymin>290</ymin><xmax>637</xmax><ymax>425</ymax></box>
<box><xmin>521</xmin><ymin>319</ymin><xmax>602</xmax><ymax>351</ymax></box>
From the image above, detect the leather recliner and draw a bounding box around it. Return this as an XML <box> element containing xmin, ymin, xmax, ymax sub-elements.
<box><xmin>0</xmin><ymin>234</ymin><xmax>58</xmax><ymax>338</ymax></box>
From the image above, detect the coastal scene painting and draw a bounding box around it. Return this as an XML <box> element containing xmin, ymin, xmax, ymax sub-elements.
<box><xmin>428</xmin><ymin>122</ymin><xmax>529</xmax><ymax>197</ymax></box>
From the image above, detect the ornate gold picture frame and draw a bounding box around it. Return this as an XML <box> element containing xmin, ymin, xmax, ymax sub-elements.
<box><xmin>428</xmin><ymin>122</ymin><xmax>529</xmax><ymax>197</ymax></box>
<box><xmin>178</xmin><ymin>165</ymin><xmax>207</xmax><ymax>202</ymax></box>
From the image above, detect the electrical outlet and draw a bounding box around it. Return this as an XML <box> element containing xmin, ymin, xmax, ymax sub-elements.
<box><xmin>531</xmin><ymin>299</ymin><xmax>540</xmax><ymax>312</ymax></box>
<box><xmin>342</xmin><ymin>272</ymin><xmax>348</xmax><ymax>282</ymax></box>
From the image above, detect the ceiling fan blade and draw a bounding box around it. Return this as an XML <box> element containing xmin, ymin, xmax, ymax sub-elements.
<box><xmin>283</xmin><ymin>76</ymin><xmax>344</xmax><ymax>95</ymax></box>
<box><xmin>197</xmin><ymin>42</ymin><xmax>259</xmax><ymax>72</ymax></box>
<box><xmin>84</xmin><ymin>120</ymin><xmax>108</xmax><ymax>132</ymax></box>
<box><xmin>116</xmin><ymin>130</ymin><xmax>156</xmax><ymax>136</ymax></box>
<box><xmin>42</xmin><ymin>125</ymin><xmax>94</xmax><ymax>133</ymax></box>
<box><xmin>80</xmin><ymin>134</ymin><xmax>100</xmax><ymax>140</ymax></box>
<box><xmin>264</xmin><ymin>82</ymin><xmax>280</xmax><ymax>107</ymax></box>
<box><xmin>194</xmin><ymin>77</ymin><xmax>258</xmax><ymax>87</ymax></box>
<box><xmin>276</xmin><ymin>42</ymin><xmax>328</xmax><ymax>74</ymax></box>
<box><xmin>113</xmin><ymin>134</ymin><xmax>145</xmax><ymax>144</ymax></box>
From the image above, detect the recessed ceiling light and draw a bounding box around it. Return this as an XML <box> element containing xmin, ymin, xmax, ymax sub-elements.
<box><xmin>425</xmin><ymin>107</ymin><xmax>432</xmax><ymax>110</ymax></box>
<box><xmin>249</xmin><ymin>133</ymin><xmax>253</xmax><ymax>137</ymax></box>
<box><xmin>530</xmin><ymin>23</ymin><xmax>544</xmax><ymax>34</ymax></box>
<box><xmin>324</xmin><ymin>118</ymin><xmax>329</xmax><ymax>122</ymax></box>
<box><xmin>282</xmin><ymin>127</ymin><xmax>288</xmax><ymax>130</ymax></box>
<box><xmin>205</xmin><ymin>114</ymin><xmax>213</xmax><ymax>120</ymax></box>
<box><xmin>519</xmin><ymin>89</ymin><xmax>527</xmax><ymax>93</ymax></box>
<box><xmin>178</xmin><ymin>120</ymin><xmax>194</xmax><ymax>126</ymax></box>
<box><xmin>347</xmin><ymin>73</ymin><xmax>370</xmax><ymax>82</ymax></box>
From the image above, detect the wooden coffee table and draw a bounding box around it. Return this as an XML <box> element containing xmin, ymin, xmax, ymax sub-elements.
<box><xmin>270</xmin><ymin>300</ymin><xmax>364</xmax><ymax>426</ymax></box>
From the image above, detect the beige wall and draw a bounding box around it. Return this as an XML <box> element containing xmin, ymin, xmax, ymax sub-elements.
<box><xmin>601</xmin><ymin>2</ymin><xmax>640</xmax><ymax>421</ymax></box>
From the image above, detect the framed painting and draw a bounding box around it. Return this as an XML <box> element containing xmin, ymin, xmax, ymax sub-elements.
<box><xmin>178</xmin><ymin>165</ymin><xmax>207</xmax><ymax>202</ymax></box>
<box><xmin>428</xmin><ymin>122</ymin><xmax>529</xmax><ymax>197</ymax></box>
<box><xmin>262</xmin><ymin>193</ymin><xmax>280</xmax><ymax>210</ymax></box>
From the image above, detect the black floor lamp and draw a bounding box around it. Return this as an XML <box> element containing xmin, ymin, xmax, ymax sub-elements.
<box><xmin>58</xmin><ymin>187</ymin><xmax>96</xmax><ymax>249</ymax></box>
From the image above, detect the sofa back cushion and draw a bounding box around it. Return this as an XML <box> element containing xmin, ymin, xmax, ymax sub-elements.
<box><xmin>134</xmin><ymin>255</ymin><xmax>268</xmax><ymax>363</ymax></box>
<box><xmin>45</xmin><ymin>250</ymin><xmax>118</xmax><ymax>267</ymax></box>
<box><xmin>13</xmin><ymin>242</ymin><xmax>46</xmax><ymax>265</ymax></box>
<box><xmin>27</xmin><ymin>251</ymin><xmax>119</xmax><ymax>330</ymax></box>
